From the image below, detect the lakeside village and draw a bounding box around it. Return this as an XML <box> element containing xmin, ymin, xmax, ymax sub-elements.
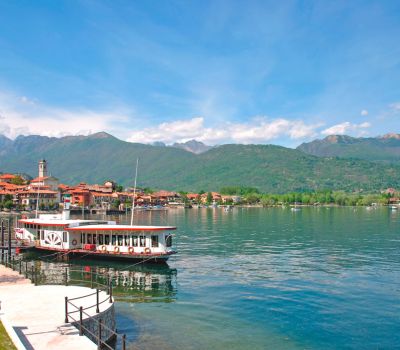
<box><xmin>0</xmin><ymin>159</ymin><xmax>399</xmax><ymax>213</ymax></box>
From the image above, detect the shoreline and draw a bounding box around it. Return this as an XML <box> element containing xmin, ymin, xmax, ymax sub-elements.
<box><xmin>0</xmin><ymin>203</ymin><xmax>398</xmax><ymax>216</ymax></box>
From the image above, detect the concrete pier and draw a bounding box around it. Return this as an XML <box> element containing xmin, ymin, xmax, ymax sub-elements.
<box><xmin>0</xmin><ymin>265</ymin><xmax>114</xmax><ymax>349</ymax></box>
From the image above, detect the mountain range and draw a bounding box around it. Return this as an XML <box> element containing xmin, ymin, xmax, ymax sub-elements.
<box><xmin>0</xmin><ymin>132</ymin><xmax>399</xmax><ymax>193</ymax></box>
<box><xmin>297</xmin><ymin>134</ymin><xmax>400</xmax><ymax>162</ymax></box>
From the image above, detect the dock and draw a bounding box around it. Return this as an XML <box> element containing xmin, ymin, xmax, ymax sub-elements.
<box><xmin>0</xmin><ymin>265</ymin><xmax>113</xmax><ymax>349</ymax></box>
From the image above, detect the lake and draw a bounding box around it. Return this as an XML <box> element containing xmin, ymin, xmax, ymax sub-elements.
<box><xmin>27</xmin><ymin>207</ymin><xmax>400</xmax><ymax>349</ymax></box>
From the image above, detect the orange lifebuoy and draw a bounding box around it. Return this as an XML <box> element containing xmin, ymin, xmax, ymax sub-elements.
<box><xmin>100</xmin><ymin>245</ymin><xmax>107</xmax><ymax>252</ymax></box>
<box><xmin>144</xmin><ymin>247</ymin><xmax>151</xmax><ymax>254</ymax></box>
<box><xmin>114</xmin><ymin>246</ymin><xmax>120</xmax><ymax>253</ymax></box>
<box><xmin>128</xmin><ymin>247</ymin><xmax>134</xmax><ymax>254</ymax></box>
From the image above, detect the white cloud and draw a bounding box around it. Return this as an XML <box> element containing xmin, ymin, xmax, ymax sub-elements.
<box><xmin>321</xmin><ymin>121</ymin><xmax>371</xmax><ymax>136</ymax></box>
<box><xmin>361</xmin><ymin>109</ymin><xmax>368</xmax><ymax>116</ymax></box>
<box><xmin>389</xmin><ymin>102</ymin><xmax>400</xmax><ymax>111</ymax></box>
<box><xmin>0</xmin><ymin>90</ymin><xmax>131</xmax><ymax>139</ymax></box>
<box><xmin>127</xmin><ymin>116</ymin><xmax>320</xmax><ymax>144</ymax></box>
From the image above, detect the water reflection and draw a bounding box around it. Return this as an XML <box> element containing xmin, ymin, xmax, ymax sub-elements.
<box><xmin>23</xmin><ymin>251</ymin><xmax>178</xmax><ymax>303</ymax></box>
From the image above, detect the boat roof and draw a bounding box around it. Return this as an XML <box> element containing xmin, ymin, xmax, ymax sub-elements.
<box><xmin>18</xmin><ymin>219</ymin><xmax>114</xmax><ymax>227</ymax></box>
<box><xmin>66</xmin><ymin>224</ymin><xmax>177</xmax><ymax>231</ymax></box>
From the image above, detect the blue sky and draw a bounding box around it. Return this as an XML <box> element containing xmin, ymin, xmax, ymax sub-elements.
<box><xmin>0</xmin><ymin>0</ymin><xmax>399</xmax><ymax>147</ymax></box>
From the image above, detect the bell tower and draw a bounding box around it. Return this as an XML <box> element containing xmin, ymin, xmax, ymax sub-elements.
<box><xmin>38</xmin><ymin>159</ymin><xmax>48</xmax><ymax>178</ymax></box>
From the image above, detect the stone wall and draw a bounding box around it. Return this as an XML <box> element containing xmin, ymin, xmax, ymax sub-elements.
<box><xmin>73</xmin><ymin>304</ymin><xmax>116</xmax><ymax>346</ymax></box>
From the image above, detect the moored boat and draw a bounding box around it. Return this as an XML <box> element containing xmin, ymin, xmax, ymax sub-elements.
<box><xmin>14</xmin><ymin>204</ymin><xmax>177</xmax><ymax>263</ymax></box>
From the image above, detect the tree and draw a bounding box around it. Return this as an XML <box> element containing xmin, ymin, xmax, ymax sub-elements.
<box><xmin>206</xmin><ymin>192</ymin><xmax>213</xmax><ymax>204</ymax></box>
<box><xmin>11</xmin><ymin>176</ymin><xmax>25</xmax><ymax>185</ymax></box>
<box><xmin>244</xmin><ymin>193</ymin><xmax>261</xmax><ymax>204</ymax></box>
<box><xmin>4</xmin><ymin>200</ymin><xmax>13</xmax><ymax>209</ymax></box>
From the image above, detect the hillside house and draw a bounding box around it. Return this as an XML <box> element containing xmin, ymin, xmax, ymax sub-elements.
<box><xmin>0</xmin><ymin>174</ymin><xmax>17</xmax><ymax>183</ymax></box>
<box><xmin>18</xmin><ymin>189</ymin><xmax>58</xmax><ymax>210</ymax></box>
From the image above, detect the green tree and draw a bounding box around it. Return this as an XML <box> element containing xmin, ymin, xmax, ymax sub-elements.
<box><xmin>4</xmin><ymin>200</ymin><xmax>13</xmax><ymax>209</ymax></box>
<box><xmin>11</xmin><ymin>176</ymin><xmax>25</xmax><ymax>185</ymax></box>
<box><xmin>113</xmin><ymin>199</ymin><xmax>121</xmax><ymax>209</ymax></box>
<box><xmin>244</xmin><ymin>193</ymin><xmax>261</xmax><ymax>204</ymax></box>
<box><xmin>206</xmin><ymin>192</ymin><xmax>213</xmax><ymax>204</ymax></box>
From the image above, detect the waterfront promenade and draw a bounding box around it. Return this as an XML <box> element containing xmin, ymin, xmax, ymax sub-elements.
<box><xmin>0</xmin><ymin>265</ymin><xmax>111</xmax><ymax>349</ymax></box>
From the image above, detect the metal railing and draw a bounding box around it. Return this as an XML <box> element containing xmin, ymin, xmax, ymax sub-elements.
<box><xmin>1</xmin><ymin>253</ymin><xmax>129</xmax><ymax>350</ymax></box>
<box><xmin>65</xmin><ymin>290</ymin><xmax>126</xmax><ymax>350</ymax></box>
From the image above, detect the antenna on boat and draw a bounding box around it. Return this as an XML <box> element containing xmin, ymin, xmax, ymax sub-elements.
<box><xmin>130</xmin><ymin>158</ymin><xmax>139</xmax><ymax>226</ymax></box>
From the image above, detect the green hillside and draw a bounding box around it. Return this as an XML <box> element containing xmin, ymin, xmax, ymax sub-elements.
<box><xmin>0</xmin><ymin>133</ymin><xmax>399</xmax><ymax>192</ymax></box>
<box><xmin>297</xmin><ymin>134</ymin><xmax>400</xmax><ymax>162</ymax></box>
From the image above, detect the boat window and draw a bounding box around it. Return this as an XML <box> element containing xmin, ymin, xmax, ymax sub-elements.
<box><xmin>124</xmin><ymin>235</ymin><xmax>129</xmax><ymax>246</ymax></box>
<box><xmin>112</xmin><ymin>235</ymin><xmax>116</xmax><ymax>245</ymax></box>
<box><xmin>151</xmin><ymin>235</ymin><xmax>159</xmax><ymax>247</ymax></box>
<box><xmin>98</xmin><ymin>234</ymin><xmax>103</xmax><ymax>245</ymax></box>
<box><xmin>87</xmin><ymin>234</ymin><xmax>92</xmax><ymax>244</ymax></box>
<box><xmin>132</xmin><ymin>235</ymin><xmax>138</xmax><ymax>247</ymax></box>
<box><xmin>117</xmin><ymin>235</ymin><xmax>123</xmax><ymax>246</ymax></box>
<box><xmin>93</xmin><ymin>234</ymin><xmax>97</xmax><ymax>244</ymax></box>
<box><xmin>105</xmin><ymin>234</ymin><xmax>110</xmax><ymax>245</ymax></box>
<box><xmin>165</xmin><ymin>235</ymin><xmax>172</xmax><ymax>247</ymax></box>
<box><xmin>40</xmin><ymin>230</ymin><xmax>44</xmax><ymax>240</ymax></box>
<box><xmin>139</xmin><ymin>235</ymin><xmax>146</xmax><ymax>247</ymax></box>
<box><xmin>63</xmin><ymin>232</ymin><xmax>68</xmax><ymax>243</ymax></box>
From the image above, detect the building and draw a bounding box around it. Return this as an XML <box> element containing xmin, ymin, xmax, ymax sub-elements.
<box><xmin>18</xmin><ymin>189</ymin><xmax>59</xmax><ymax>210</ymax></box>
<box><xmin>29</xmin><ymin>160</ymin><xmax>61</xmax><ymax>204</ymax></box>
<box><xmin>0</xmin><ymin>174</ymin><xmax>17</xmax><ymax>183</ymax></box>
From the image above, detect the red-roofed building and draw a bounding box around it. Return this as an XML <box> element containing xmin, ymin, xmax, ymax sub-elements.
<box><xmin>200</xmin><ymin>192</ymin><xmax>222</xmax><ymax>203</ymax></box>
<box><xmin>91</xmin><ymin>192</ymin><xmax>114</xmax><ymax>209</ymax></box>
<box><xmin>152</xmin><ymin>190</ymin><xmax>180</xmax><ymax>204</ymax></box>
<box><xmin>0</xmin><ymin>174</ymin><xmax>16</xmax><ymax>183</ymax></box>
<box><xmin>69</xmin><ymin>188</ymin><xmax>92</xmax><ymax>207</ymax></box>
<box><xmin>18</xmin><ymin>189</ymin><xmax>59</xmax><ymax>210</ymax></box>
<box><xmin>383</xmin><ymin>188</ymin><xmax>397</xmax><ymax>196</ymax></box>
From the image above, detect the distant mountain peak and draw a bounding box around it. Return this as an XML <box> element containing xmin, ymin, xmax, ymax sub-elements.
<box><xmin>171</xmin><ymin>139</ymin><xmax>212</xmax><ymax>154</ymax></box>
<box><xmin>324</xmin><ymin>135</ymin><xmax>356</xmax><ymax>144</ymax></box>
<box><xmin>88</xmin><ymin>131</ymin><xmax>114</xmax><ymax>139</ymax></box>
<box><xmin>380</xmin><ymin>133</ymin><xmax>400</xmax><ymax>140</ymax></box>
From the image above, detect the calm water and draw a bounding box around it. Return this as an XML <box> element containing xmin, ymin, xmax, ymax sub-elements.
<box><xmin>30</xmin><ymin>208</ymin><xmax>400</xmax><ymax>349</ymax></box>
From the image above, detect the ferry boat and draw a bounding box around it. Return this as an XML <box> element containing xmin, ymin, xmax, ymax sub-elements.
<box><xmin>14</xmin><ymin>204</ymin><xmax>177</xmax><ymax>263</ymax></box>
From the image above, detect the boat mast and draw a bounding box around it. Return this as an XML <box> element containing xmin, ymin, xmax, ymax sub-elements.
<box><xmin>35</xmin><ymin>183</ymin><xmax>40</xmax><ymax>219</ymax></box>
<box><xmin>130</xmin><ymin>158</ymin><xmax>139</xmax><ymax>226</ymax></box>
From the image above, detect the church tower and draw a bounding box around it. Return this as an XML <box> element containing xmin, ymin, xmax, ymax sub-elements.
<box><xmin>38</xmin><ymin>159</ymin><xmax>48</xmax><ymax>178</ymax></box>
